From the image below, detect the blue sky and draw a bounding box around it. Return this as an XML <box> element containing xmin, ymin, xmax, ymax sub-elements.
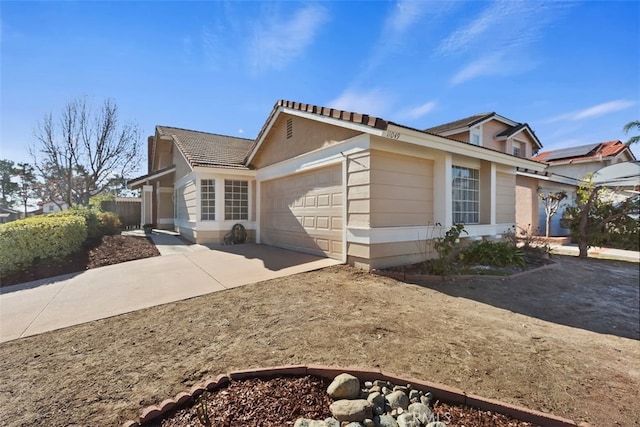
<box><xmin>2</xmin><ymin>0</ymin><xmax>639</xmax><ymax>171</ymax></box>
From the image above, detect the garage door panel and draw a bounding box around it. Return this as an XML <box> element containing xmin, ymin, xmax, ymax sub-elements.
<box><xmin>261</xmin><ymin>165</ymin><xmax>343</xmax><ymax>259</ymax></box>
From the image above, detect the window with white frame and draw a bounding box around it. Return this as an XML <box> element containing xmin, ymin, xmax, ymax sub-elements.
<box><xmin>201</xmin><ymin>179</ymin><xmax>215</xmax><ymax>220</ymax></box>
<box><xmin>225</xmin><ymin>180</ymin><xmax>248</xmax><ymax>220</ymax></box>
<box><xmin>470</xmin><ymin>127</ymin><xmax>481</xmax><ymax>146</ymax></box>
<box><xmin>452</xmin><ymin>166</ymin><xmax>479</xmax><ymax>224</ymax></box>
<box><xmin>512</xmin><ymin>141</ymin><xmax>524</xmax><ymax>157</ymax></box>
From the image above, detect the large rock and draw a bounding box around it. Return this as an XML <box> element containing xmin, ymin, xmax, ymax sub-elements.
<box><xmin>327</xmin><ymin>373</ymin><xmax>361</xmax><ymax>399</ymax></box>
<box><xmin>374</xmin><ymin>414</ymin><xmax>399</xmax><ymax>427</ymax></box>
<box><xmin>397</xmin><ymin>413</ymin><xmax>419</xmax><ymax>427</ymax></box>
<box><xmin>408</xmin><ymin>402</ymin><xmax>433</xmax><ymax>424</ymax></box>
<box><xmin>329</xmin><ymin>399</ymin><xmax>373</xmax><ymax>422</ymax></box>
<box><xmin>385</xmin><ymin>390</ymin><xmax>409</xmax><ymax>410</ymax></box>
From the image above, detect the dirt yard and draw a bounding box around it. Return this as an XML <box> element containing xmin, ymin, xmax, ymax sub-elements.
<box><xmin>0</xmin><ymin>256</ymin><xmax>638</xmax><ymax>426</ymax></box>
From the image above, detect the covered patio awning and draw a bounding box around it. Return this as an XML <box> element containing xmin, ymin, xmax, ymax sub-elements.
<box><xmin>127</xmin><ymin>165</ymin><xmax>176</xmax><ymax>189</ymax></box>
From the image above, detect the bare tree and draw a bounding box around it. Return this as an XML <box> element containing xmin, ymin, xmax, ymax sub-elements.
<box><xmin>537</xmin><ymin>189</ymin><xmax>568</xmax><ymax>238</ymax></box>
<box><xmin>30</xmin><ymin>97</ymin><xmax>142</xmax><ymax>206</ymax></box>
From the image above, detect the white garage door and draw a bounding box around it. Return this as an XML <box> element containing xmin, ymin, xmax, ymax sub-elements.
<box><xmin>261</xmin><ymin>165</ymin><xmax>343</xmax><ymax>259</ymax></box>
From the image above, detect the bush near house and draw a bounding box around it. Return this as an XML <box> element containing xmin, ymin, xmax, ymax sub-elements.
<box><xmin>47</xmin><ymin>208</ymin><xmax>122</xmax><ymax>241</ymax></box>
<box><xmin>48</xmin><ymin>208</ymin><xmax>100</xmax><ymax>240</ymax></box>
<box><xmin>0</xmin><ymin>216</ymin><xmax>87</xmax><ymax>275</ymax></box>
<box><xmin>96</xmin><ymin>211</ymin><xmax>122</xmax><ymax>236</ymax></box>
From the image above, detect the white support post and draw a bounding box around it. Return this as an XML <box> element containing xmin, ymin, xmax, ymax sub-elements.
<box><xmin>433</xmin><ymin>153</ymin><xmax>452</xmax><ymax>229</ymax></box>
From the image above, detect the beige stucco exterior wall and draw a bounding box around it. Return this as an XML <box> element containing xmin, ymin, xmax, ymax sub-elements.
<box><xmin>183</xmin><ymin>181</ymin><xmax>197</xmax><ymax>221</ymax></box>
<box><xmin>251</xmin><ymin>114</ymin><xmax>361</xmax><ymax>168</ymax></box>
<box><xmin>496</xmin><ymin>172</ymin><xmax>516</xmax><ymax>224</ymax></box>
<box><xmin>346</xmin><ymin>150</ymin><xmax>371</xmax><ymax>228</ymax></box>
<box><xmin>154</xmin><ymin>138</ymin><xmax>173</xmax><ymax>170</ymax></box>
<box><xmin>445</xmin><ymin>131</ymin><xmax>469</xmax><ymax>143</ymax></box>
<box><xmin>157</xmin><ymin>191</ymin><xmax>174</xmax><ymax>222</ymax></box>
<box><xmin>546</xmin><ymin>161</ymin><xmax>609</xmax><ymax>180</ymax></box>
<box><xmin>515</xmin><ymin>175</ymin><xmax>539</xmax><ymax>233</ymax></box>
<box><xmin>482</xmin><ymin>120</ymin><xmax>507</xmax><ymax>152</ymax></box>
<box><xmin>369</xmin><ymin>150</ymin><xmax>433</xmax><ymax>227</ymax></box>
<box><xmin>173</xmin><ymin>146</ymin><xmax>193</xmax><ymax>181</ymax></box>
<box><xmin>182</xmin><ymin>229</ymin><xmax>255</xmax><ymax>245</ymax></box>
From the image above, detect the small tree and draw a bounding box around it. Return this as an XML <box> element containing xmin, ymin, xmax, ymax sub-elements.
<box><xmin>537</xmin><ymin>189</ymin><xmax>568</xmax><ymax>237</ymax></box>
<box><xmin>15</xmin><ymin>163</ymin><xmax>38</xmax><ymax>216</ymax></box>
<box><xmin>0</xmin><ymin>159</ymin><xmax>18</xmax><ymax>207</ymax></box>
<box><xmin>564</xmin><ymin>180</ymin><xmax>639</xmax><ymax>257</ymax></box>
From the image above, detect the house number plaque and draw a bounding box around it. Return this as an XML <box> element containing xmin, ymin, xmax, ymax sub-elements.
<box><xmin>385</xmin><ymin>130</ymin><xmax>401</xmax><ymax>140</ymax></box>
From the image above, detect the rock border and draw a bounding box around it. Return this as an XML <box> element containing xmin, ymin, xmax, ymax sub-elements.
<box><xmin>123</xmin><ymin>364</ymin><xmax>582</xmax><ymax>426</ymax></box>
<box><xmin>371</xmin><ymin>258</ymin><xmax>559</xmax><ymax>283</ymax></box>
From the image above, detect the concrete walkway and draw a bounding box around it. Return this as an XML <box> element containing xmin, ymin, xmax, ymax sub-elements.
<box><xmin>549</xmin><ymin>243</ymin><xmax>640</xmax><ymax>263</ymax></box>
<box><xmin>0</xmin><ymin>233</ymin><xmax>341</xmax><ymax>343</ymax></box>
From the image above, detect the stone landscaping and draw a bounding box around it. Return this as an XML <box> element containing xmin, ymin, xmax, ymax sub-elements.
<box><xmin>128</xmin><ymin>366</ymin><xmax>580</xmax><ymax>427</ymax></box>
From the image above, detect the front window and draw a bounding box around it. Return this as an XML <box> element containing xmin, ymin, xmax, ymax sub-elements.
<box><xmin>201</xmin><ymin>179</ymin><xmax>215</xmax><ymax>220</ymax></box>
<box><xmin>225</xmin><ymin>180</ymin><xmax>248</xmax><ymax>220</ymax></box>
<box><xmin>452</xmin><ymin>166</ymin><xmax>479</xmax><ymax>224</ymax></box>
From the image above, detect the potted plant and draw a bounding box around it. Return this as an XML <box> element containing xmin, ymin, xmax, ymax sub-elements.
<box><xmin>143</xmin><ymin>223</ymin><xmax>153</xmax><ymax>234</ymax></box>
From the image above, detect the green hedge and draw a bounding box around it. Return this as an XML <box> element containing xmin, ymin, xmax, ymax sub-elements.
<box><xmin>48</xmin><ymin>208</ymin><xmax>101</xmax><ymax>239</ymax></box>
<box><xmin>0</xmin><ymin>216</ymin><xmax>87</xmax><ymax>275</ymax></box>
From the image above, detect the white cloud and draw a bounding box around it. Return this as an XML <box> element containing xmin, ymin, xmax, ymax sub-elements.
<box><xmin>238</xmin><ymin>128</ymin><xmax>244</xmax><ymax>134</ymax></box>
<box><xmin>386</xmin><ymin>0</ymin><xmax>430</xmax><ymax>35</ymax></box>
<box><xmin>437</xmin><ymin>1</ymin><xmax>569</xmax><ymax>84</ymax></box>
<box><xmin>327</xmin><ymin>89</ymin><xmax>391</xmax><ymax>117</ymax></box>
<box><xmin>572</xmin><ymin>100</ymin><xmax>636</xmax><ymax>120</ymax></box>
<box><xmin>249</xmin><ymin>4</ymin><xmax>329</xmax><ymax>74</ymax></box>
<box><xmin>438</xmin><ymin>1</ymin><xmax>560</xmax><ymax>56</ymax></box>
<box><xmin>397</xmin><ymin>101</ymin><xmax>437</xmax><ymax>120</ymax></box>
<box><xmin>545</xmin><ymin>100</ymin><xmax>636</xmax><ymax>123</ymax></box>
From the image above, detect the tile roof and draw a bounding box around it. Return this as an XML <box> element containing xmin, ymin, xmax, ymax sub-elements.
<box><xmin>533</xmin><ymin>140</ymin><xmax>632</xmax><ymax>163</ymax></box>
<box><xmin>157</xmin><ymin>126</ymin><xmax>255</xmax><ymax>169</ymax></box>
<box><xmin>253</xmin><ymin>99</ymin><xmax>388</xmax><ymax>148</ymax></box>
<box><xmin>424</xmin><ymin>113</ymin><xmax>495</xmax><ymax>134</ymax></box>
<box><xmin>496</xmin><ymin>123</ymin><xmax>527</xmax><ymax>138</ymax></box>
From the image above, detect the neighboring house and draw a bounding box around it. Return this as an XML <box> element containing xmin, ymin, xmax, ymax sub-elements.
<box><xmin>40</xmin><ymin>200</ymin><xmax>69</xmax><ymax>213</ymax></box>
<box><xmin>0</xmin><ymin>205</ymin><xmax>20</xmax><ymax>223</ymax></box>
<box><xmin>526</xmin><ymin>141</ymin><xmax>637</xmax><ymax>236</ymax></box>
<box><xmin>532</xmin><ymin>140</ymin><xmax>636</xmax><ymax>180</ymax></box>
<box><xmin>129</xmin><ymin>100</ymin><xmax>547</xmax><ymax>270</ymax></box>
<box><xmin>425</xmin><ymin>112</ymin><xmax>543</xmax><ymax>159</ymax></box>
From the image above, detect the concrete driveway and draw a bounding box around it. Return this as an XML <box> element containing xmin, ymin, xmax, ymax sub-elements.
<box><xmin>0</xmin><ymin>243</ymin><xmax>340</xmax><ymax>343</ymax></box>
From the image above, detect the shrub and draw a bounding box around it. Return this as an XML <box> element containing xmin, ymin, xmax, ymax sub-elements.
<box><xmin>48</xmin><ymin>207</ymin><xmax>100</xmax><ymax>240</ymax></box>
<box><xmin>0</xmin><ymin>216</ymin><xmax>87</xmax><ymax>275</ymax></box>
<box><xmin>97</xmin><ymin>211</ymin><xmax>122</xmax><ymax>236</ymax></box>
<box><xmin>459</xmin><ymin>240</ymin><xmax>525</xmax><ymax>268</ymax></box>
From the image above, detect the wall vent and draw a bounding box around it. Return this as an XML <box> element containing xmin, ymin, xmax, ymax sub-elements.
<box><xmin>286</xmin><ymin>118</ymin><xmax>293</xmax><ymax>139</ymax></box>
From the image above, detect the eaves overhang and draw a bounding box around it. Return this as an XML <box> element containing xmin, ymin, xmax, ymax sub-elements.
<box><xmin>127</xmin><ymin>165</ymin><xmax>176</xmax><ymax>189</ymax></box>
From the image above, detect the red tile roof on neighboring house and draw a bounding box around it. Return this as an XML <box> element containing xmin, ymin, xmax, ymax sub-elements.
<box><xmin>533</xmin><ymin>140</ymin><xmax>634</xmax><ymax>163</ymax></box>
<box><xmin>157</xmin><ymin>126</ymin><xmax>255</xmax><ymax>169</ymax></box>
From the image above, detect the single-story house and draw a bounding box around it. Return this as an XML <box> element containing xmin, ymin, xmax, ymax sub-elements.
<box><xmin>0</xmin><ymin>205</ymin><xmax>20</xmax><ymax>223</ymax></box>
<box><xmin>40</xmin><ymin>200</ymin><xmax>69</xmax><ymax>213</ymax></box>
<box><xmin>129</xmin><ymin>100</ymin><xmax>547</xmax><ymax>269</ymax></box>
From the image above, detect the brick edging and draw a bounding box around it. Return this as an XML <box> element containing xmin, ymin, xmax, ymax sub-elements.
<box><xmin>123</xmin><ymin>364</ymin><xmax>582</xmax><ymax>426</ymax></box>
<box><xmin>371</xmin><ymin>258</ymin><xmax>559</xmax><ymax>282</ymax></box>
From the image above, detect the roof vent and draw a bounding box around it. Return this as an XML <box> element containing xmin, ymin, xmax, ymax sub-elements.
<box><xmin>286</xmin><ymin>118</ymin><xmax>293</xmax><ymax>139</ymax></box>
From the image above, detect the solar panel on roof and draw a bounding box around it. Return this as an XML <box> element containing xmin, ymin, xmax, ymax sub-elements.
<box><xmin>544</xmin><ymin>143</ymin><xmax>601</xmax><ymax>161</ymax></box>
